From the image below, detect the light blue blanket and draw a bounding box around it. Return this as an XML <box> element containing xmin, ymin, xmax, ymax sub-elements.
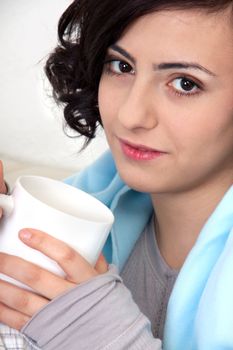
<box><xmin>65</xmin><ymin>150</ymin><xmax>233</xmax><ymax>350</ymax></box>
<box><xmin>164</xmin><ymin>185</ymin><xmax>233</xmax><ymax>350</ymax></box>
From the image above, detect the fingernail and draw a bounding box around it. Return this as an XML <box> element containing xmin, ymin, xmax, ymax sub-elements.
<box><xmin>19</xmin><ymin>230</ymin><xmax>32</xmax><ymax>240</ymax></box>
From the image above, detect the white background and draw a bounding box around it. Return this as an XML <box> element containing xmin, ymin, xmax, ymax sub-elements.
<box><xmin>0</xmin><ymin>0</ymin><xmax>108</xmax><ymax>180</ymax></box>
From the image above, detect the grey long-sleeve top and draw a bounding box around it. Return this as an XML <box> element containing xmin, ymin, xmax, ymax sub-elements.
<box><xmin>20</xmin><ymin>265</ymin><xmax>162</xmax><ymax>350</ymax></box>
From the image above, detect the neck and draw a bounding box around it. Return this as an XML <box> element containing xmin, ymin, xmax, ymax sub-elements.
<box><xmin>151</xmin><ymin>180</ymin><xmax>232</xmax><ymax>270</ymax></box>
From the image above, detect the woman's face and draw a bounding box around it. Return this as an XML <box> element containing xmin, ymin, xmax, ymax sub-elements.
<box><xmin>98</xmin><ymin>8</ymin><xmax>233</xmax><ymax>194</ymax></box>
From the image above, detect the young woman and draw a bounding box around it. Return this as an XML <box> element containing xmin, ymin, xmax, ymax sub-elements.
<box><xmin>0</xmin><ymin>0</ymin><xmax>232</xmax><ymax>349</ymax></box>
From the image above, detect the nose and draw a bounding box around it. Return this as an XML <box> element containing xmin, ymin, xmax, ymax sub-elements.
<box><xmin>117</xmin><ymin>79</ymin><xmax>158</xmax><ymax>131</ymax></box>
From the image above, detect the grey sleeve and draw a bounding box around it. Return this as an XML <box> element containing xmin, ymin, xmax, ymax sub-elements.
<box><xmin>21</xmin><ymin>265</ymin><xmax>162</xmax><ymax>350</ymax></box>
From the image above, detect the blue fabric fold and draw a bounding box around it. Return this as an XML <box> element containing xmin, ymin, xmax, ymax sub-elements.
<box><xmin>64</xmin><ymin>150</ymin><xmax>233</xmax><ymax>349</ymax></box>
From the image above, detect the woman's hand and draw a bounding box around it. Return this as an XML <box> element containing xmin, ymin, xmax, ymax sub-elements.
<box><xmin>0</xmin><ymin>228</ymin><xmax>108</xmax><ymax>330</ymax></box>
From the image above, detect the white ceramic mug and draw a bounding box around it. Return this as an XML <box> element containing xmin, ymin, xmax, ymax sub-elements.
<box><xmin>0</xmin><ymin>175</ymin><xmax>114</xmax><ymax>288</ymax></box>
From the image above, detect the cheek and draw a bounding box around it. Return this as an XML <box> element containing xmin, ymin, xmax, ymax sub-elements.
<box><xmin>196</xmin><ymin>104</ymin><xmax>233</xmax><ymax>152</ymax></box>
<box><xmin>177</xmin><ymin>113</ymin><xmax>233</xmax><ymax>166</ymax></box>
<box><xmin>98</xmin><ymin>78</ymin><xmax>122</xmax><ymax>127</ymax></box>
<box><xmin>168</xmin><ymin>96</ymin><xmax>233</xmax><ymax>149</ymax></box>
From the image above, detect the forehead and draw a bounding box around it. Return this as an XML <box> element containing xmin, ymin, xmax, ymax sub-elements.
<box><xmin>121</xmin><ymin>7</ymin><xmax>233</xmax><ymax>37</ymax></box>
<box><xmin>117</xmin><ymin>8</ymin><xmax>233</xmax><ymax>75</ymax></box>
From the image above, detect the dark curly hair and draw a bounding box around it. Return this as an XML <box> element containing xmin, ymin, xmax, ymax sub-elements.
<box><xmin>45</xmin><ymin>0</ymin><xmax>233</xmax><ymax>147</ymax></box>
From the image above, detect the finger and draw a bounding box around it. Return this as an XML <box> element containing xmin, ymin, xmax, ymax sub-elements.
<box><xmin>0</xmin><ymin>161</ymin><xmax>7</xmax><ymax>194</ymax></box>
<box><xmin>0</xmin><ymin>302</ymin><xmax>30</xmax><ymax>330</ymax></box>
<box><xmin>0</xmin><ymin>252</ymin><xmax>74</xmax><ymax>300</ymax></box>
<box><xmin>0</xmin><ymin>208</ymin><xmax>2</xmax><ymax>219</ymax></box>
<box><xmin>0</xmin><ymin>278</ymin><xmax>48</xmax><ymax>317</ymax></box>
<box><xmin>95</xmin><ymin>254</ymin><xmax>108</xmax><ymax>274</ymax></box>
<box><xmin>19</xmin><ymin>229</ymin><xmax>98</xmax><ymax>283</ymax></box>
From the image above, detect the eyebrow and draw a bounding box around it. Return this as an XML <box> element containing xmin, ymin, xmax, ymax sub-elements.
<box><xmin>109</xmin><ymin>44</ymin><xmax>136</xmax><ymax>63</ymax></box>
<box><xmin>109</xmin><ymin>44</ymin><xmax>216</xmax><ymax>77</ymax></box>
<box><xmin>155</xmin><ymin>62</ymin><xmax>216</xmax><ymax>76</ymax></box>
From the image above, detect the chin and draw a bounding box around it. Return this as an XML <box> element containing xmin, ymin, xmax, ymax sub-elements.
<box><xmin>117</xmin><ymin>166</ymin><xmax>165</xmax><ymax>194</ymax></box>
<box><xmin>111</xmin><ymin>147</ymin><xmax>177</xmax><ymax>194</ymax></box>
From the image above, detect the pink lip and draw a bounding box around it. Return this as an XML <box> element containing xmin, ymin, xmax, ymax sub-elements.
<box><xmin>119</xmin><ymin>138</ymin><xmax>166</xmax><ymax>161</ymax></box>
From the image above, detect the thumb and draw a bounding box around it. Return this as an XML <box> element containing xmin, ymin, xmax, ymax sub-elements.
<box><xmin>0</xmin><ymin>160</ymin><xmax>7</xmax><ymax>194</ymax></box>
<box><xmin>95</xmin><ymin>253</ymin><xmax>108</xmax><ymax>274</ymax></box>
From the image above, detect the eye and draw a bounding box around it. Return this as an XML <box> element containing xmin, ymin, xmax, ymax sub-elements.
<box><xmin>104</xmin><ymin>59</ymin><xmax>135</xmax><ymax>76</ymax></box>
<box><xmin>169</xmin><ymin>77</ymin><xmax>201</xmax><ymax>96</ymax></box>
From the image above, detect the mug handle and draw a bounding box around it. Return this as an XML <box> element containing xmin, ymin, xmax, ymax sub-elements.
<box><xmin>0</xmin><ymin>194</ymin><xmax>14</xmax><ymax>217</ymax></box>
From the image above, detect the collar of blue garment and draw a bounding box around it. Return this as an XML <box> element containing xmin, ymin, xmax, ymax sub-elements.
<box><xmin>64</xmin><ymin>150</ymin><xmax>153</xmax><ymax>270</ymax></box>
